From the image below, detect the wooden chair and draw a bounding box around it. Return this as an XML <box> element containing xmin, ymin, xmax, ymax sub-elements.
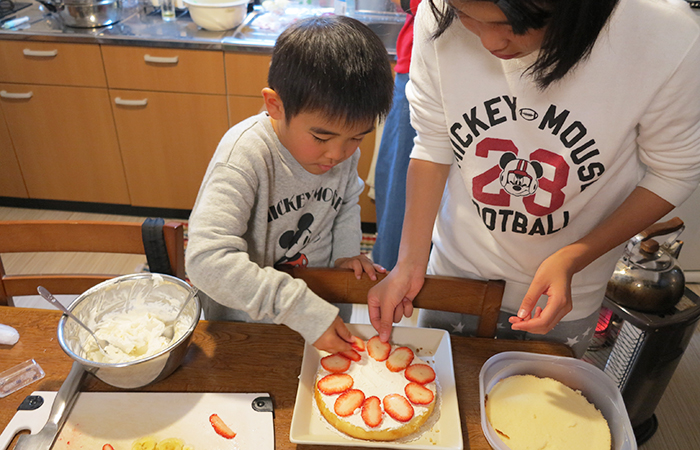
<box><xmin>0</xmin><ymin>219</ymin><xmax>186</xmax><ymax>307</ymax></box>
<box><xmin>283</xmin><ymin>267</ymin><xmax>505</xmax><ymax>338</ymax></box>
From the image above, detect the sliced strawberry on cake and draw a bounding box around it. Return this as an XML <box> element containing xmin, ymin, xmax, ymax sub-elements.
<box><xmin>405</xmin><ymin>363</ymin><xmax>436</xmax><ymax>384</ymax></box>
<box><xmin>367</xmin><ymin>336</ymin><xmax>391</xmax><ymax>361</ymax></box>
<box><xmin>383</xmin><ymin>394</ymin><xmax>415</xmax><ymax>422</ymax></box>
<box><xmin>340</xmin><ymin>349</ymin><xmax>361</xmax><ymax>362</ymax></box>
<box><xmin>405</xmin><ymin>382</ymin><xmax>435</xmax><ymax>405</ymax></box>
<box><xmin>386</xmin><ymin>346</ymin><xmax>415</xmax><ymax>372</ymax></box>
<box><xmin>318</xmin><ymin>373</ymin><xmax>354</xmax><ymax>395</ymax></box>
<box><xmin>351</xmin><ymin>336</ymin><xmax>366</xmax><ymax>352</ymax></box>
<box><xmin>321</xmin><ymin>353</ymin><xmax>352</xmax><ymax>373</ymax></box>
<box><xmin>314</xmin><ymin>333</ymin><xmax>438</xmax><ymax>441</ymax></box>
<box><xmin>334</xmin><ymin>389</ymin><xmax>366</xmax><ymax>417</ymax></box>
<box><xmin>361</xmin><ymin>396</ymin><xmax>384</xmax><ymax>428</ymax></box>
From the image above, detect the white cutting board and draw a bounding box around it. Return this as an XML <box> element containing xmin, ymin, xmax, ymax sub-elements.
<box><xmin>1</xmin><ymin>391</ymin><xmax>274</xmax><ymax>450</ymax></box>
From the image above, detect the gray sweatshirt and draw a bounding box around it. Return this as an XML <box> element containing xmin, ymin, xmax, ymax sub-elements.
<box><xmin>186</xmin><ymin>113</ymin><xmax>364</xmax><ymax>344</ymax></box>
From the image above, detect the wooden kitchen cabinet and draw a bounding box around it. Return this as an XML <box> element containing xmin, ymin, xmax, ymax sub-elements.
<box><xmin>0</xmin><ymin>40</ymin><xmax>106</xmax><ymax>87</ymax></box>
<box><xmin>0</xmin><ymin>83</ymin><xmax>130</xmax><ymax>203</ymax></box>
<box><xmin>104</xmin><ymin>45</ymin><xmax>229</xmax><ymax>210</ymax></box>
<box><xmin>225</xmin><ymin>52</ymin><xmax>269</xmax><ymax>127</ymax></box>
<box><xmin>110</xmin><ymin>89</ymin><xmax>228</xmax><ymax>210</ymax></box>
<box><xmin>0</xmin><ymin>105</ymin><xmax>28</xmax><ymax>198</ymax></box>
<box><xmin>0</xmin><ymin>41</ymin><xmax>129</xmax><ymax>204</ymax></box>
<box><xmin>101</xmin><ymin>46</ymin><xmax>226</xmax><ymax>95</ymax></box>
<box><xmin>225</xmin><ymin>52</ymin><xmax>270</xmax><ymax>97</ymax></box>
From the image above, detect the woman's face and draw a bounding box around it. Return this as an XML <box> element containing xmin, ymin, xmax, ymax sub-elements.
<box><xmin>451</xmin><ymin>0</ymin><xmax>546</xmax><ymax>60</ymax></box>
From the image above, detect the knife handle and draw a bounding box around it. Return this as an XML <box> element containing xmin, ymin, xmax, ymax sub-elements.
<box><xmin>46</xmin><ymin>362</ymin><xmax>86</xmax><ymax>432</ymax></box>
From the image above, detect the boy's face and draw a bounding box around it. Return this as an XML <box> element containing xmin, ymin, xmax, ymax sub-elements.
<box><xmin>273</xmin><ymin>111</ymin><xmax>375</xmax><ymax>175</ymax></box>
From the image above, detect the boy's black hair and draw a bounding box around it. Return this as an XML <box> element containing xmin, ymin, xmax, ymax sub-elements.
<box><xmin>268</xmin><ymin>15</ymin><xmax>394</xmax><ymax>126</ymax></box>
<box><xmin>428</xmin><ymin>0</ymin><xmax>619</xmax><ymax>89</ymax></box>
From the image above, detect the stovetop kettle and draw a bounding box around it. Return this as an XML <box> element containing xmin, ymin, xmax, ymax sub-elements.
<box><xmin>606</xmin><ymin>217</ymin><xmax>686</xmax><ymax>313</ymax></box>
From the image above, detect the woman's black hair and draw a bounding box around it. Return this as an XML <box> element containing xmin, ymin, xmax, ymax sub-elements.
<box><xmin>428</xmin><ymin>0</ymin><xmax>619</xmax><ymax>89</ymax></box>
<box><xmin>268</xmin><ymin>15</ymin><xmax>394</xmax><ymax>126</ymax></box>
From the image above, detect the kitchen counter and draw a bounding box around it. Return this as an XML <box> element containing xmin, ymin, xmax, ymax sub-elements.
<box><xmin>0</xmin><ymin>2</ymin><xmax>404</xmax><ymax>54</ymax></box>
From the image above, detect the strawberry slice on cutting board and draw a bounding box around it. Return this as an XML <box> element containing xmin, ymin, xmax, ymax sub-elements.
<box><xmin>210</xmin><ymin>413</ymin><xmax>237</xmax><ymax>439</ymax></box>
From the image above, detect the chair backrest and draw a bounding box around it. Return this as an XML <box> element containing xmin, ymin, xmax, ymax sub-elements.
<box><xmin>283</xmin><ymin>267</ymin><xmax>505</xmax><ymax>338</ymax></box>
<box><xmin>0</xmin><ymin>220</ymin><xmax>186</xmax><ymax>307</ymax></box>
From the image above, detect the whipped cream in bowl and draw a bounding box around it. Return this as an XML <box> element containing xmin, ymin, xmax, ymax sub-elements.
<box><xmin>57</xmin><ymin>273</ymin><xmax>200</xmax><ymax>389</ymax></box>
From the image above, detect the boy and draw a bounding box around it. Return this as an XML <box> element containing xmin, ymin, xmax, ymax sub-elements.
<box><xmin>186</xmin><ymin>16</ymin><xmax>394</xmax><ymax>354</ymax></box>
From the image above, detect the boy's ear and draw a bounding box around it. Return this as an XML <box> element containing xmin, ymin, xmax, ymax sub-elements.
<box><xmin>262</xmin><ymin>88</ymin><xmax>285</xmax><ymax>121</ymax></box>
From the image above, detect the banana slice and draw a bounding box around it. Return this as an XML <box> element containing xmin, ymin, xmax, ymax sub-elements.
<box><xmin>155</xmin><ymin>438</ymin><xmax>185</xmax><ymax>450</ymax></box>
<box><xmin>131</xmin><ymin>437</ymin><xmax>157</xmax><ymax>450</ymax></box>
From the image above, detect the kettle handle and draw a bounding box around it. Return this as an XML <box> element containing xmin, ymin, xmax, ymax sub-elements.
<box><xmin>639</xmin><ymin>217</ymin><xmax>684</xmax><ymax>241</ymax></box>
<box><xmin>625</xmin><ymin>217</ymin><xmax>685</xmax><ymax>256</ymax></box>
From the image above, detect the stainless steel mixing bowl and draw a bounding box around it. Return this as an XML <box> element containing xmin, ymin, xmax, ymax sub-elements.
<box><xmin>57</xmin><ymin>273</ymin><xmax>200</xmax><ymax>389</ymax></box>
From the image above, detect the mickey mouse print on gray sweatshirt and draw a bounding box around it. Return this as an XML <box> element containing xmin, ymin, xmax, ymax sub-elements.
<box><xmin>186</xmin><ymin>112</ymin><xmax>364</xmax><ymax>345</ymax></box>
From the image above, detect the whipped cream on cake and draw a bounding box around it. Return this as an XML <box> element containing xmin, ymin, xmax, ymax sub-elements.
<box><xmin>314</xmin><ymin>335</ymin><xmax>438</xmax><ymax>441</ymax></box>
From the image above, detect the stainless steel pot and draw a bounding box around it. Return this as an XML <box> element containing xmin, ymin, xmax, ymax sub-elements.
<box><xmin>606</xmin><ymin>217</ymin><xmax>686</xmax><ymax>313</ymax></box>
<box><xmin>38</xmin><ymin>0</ymin><xmax>122</xmax><ymax>28</ymax></box>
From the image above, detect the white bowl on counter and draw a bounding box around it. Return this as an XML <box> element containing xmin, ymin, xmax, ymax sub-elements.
<box><xmin>479</xmin><ymin>351</ymin><xmax>637</xmax><ymax>450</ymax></box>
<box><xmin>184</xmin><ymin>0</ymin><xmax>248</xmax><ymax>31</ymax></box>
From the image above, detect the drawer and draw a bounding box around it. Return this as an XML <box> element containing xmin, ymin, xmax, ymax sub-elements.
<box><xmin>111</xmin><ymin>89</ymin><xmax>228</xmax><ymax>209</ymax></box>
<box><xmin>225</xmin><ymin>52</ymin><xmax>271</xmax><ymax>97</ymax></box>
<box><xmin>0</xmin><ymin>41</ymin><xmax>106</xmax><ymax>87</ymax></box>
<box><xmin>102</xmin><ymin>45</ymin><xmax>226</xmax><ymax>95</ymax></box>
<box><xmin>228</xmin><ymin>95</ymin><xmax>265</xmax><ymax>127</ymax></box>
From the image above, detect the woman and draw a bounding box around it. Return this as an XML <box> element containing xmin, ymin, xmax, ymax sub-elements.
<box><xmin>368</xmin><ymin>0</ymin><xmax>700</xmax><ymax>357</ymax></box>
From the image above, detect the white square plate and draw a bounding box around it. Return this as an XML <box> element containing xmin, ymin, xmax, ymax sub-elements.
<box><xmin>289</xmin><ymin>323</ymin><xmax>463</xmax><ymax>449</ymax></box>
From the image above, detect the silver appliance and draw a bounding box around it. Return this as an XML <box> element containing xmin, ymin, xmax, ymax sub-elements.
<box><xmin>584</xmin><ymin>289</ymin><xmax>700</xmax><ymax>444</ymax></box>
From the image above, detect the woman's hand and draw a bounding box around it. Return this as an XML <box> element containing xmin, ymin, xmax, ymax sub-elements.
<box><xmin>510</xmin><ymin>187</ymin><xmax>675</xmax><ymax>334</ymax></box>
<box><xmin>508</xmin><ymin>247</ymin><xmax>576</xmax><ymax>334</ymax></box>
<box><xmin>313</xmin><ymin>315</ymin><xmax>355</xmax><ymax>354</ymax></box>
<box><xmin>335</xmin><ymin>254</ymin><xmax>386</xmax><ymax>280</ymax></box>
<box><xmin>367</xmin><ymin>266</ymin><xmax>425</xmax><ymax>342</ymax></box>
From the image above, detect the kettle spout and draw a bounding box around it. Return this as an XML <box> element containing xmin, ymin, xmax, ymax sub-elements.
<box><xmin>666</xmin><ymin>240</ymin><xmax>684</xmax><ymax>259</ymax></box>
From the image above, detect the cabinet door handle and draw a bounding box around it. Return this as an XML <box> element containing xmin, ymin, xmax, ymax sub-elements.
<box><xmin>0</xmin><ymin>90</ymin><xmax>33</xmax><ymax>99</ymax></box>
<box><xmin>115</xmin><ymin>97</ymin><xmax>148</xmax><ymax>106</ymax></box>
<box><xmin>23</xmin><ymin>48</ymin><xmax>58</xmax><ymax>57</ymax></box>
<box><xmin>144</xmin><ymin>54</ymin><xmax>179</xmax><ymax>64</ymax></box>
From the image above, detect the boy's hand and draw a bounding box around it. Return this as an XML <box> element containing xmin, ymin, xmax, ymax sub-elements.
<box><xmin>335</xmin><ymin>254</ymin><xmax>387</xmax><ymax>280</ymax></box>
<box><xmin>508</xmin><ymin>247</ymin><xmax>575</xmax><ymax>334</ymax></box>
<box><xmin>313</xmin><ymin>315</ymin><xmax>355</xmax><ymax>354</ymax></box>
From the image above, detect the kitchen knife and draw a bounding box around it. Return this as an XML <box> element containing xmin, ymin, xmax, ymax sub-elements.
<box><xmin>12</xmin><ymin>362</ymin><xmax>86</xmax><ymax>450</ymax></box>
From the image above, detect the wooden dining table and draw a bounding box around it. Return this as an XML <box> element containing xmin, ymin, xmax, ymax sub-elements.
<box><xmin>0</xmin><ymin>306</ymin><xmax>573</xmax><ymax>449</ymax></box>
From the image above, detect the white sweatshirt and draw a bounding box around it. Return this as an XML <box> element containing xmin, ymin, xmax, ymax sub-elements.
<box><xmin>408</xmin><ymin>0</ymin><xmax>700</xmax><ymax>319</ymax></box>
